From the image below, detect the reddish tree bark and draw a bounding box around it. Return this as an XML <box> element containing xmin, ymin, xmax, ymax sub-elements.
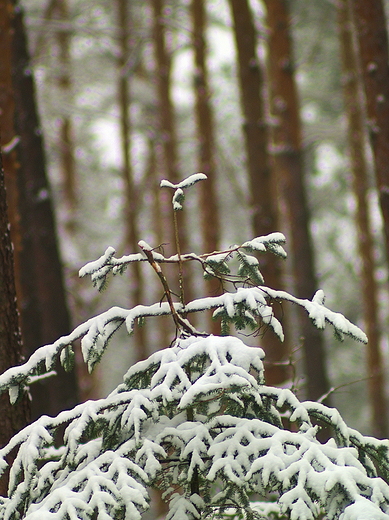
<box><xmin>191</xmin><ymin>0</ymin><xmax>221</xmax><ymax>333</ymax></box>
<box><xmin>351</xmin><ymin>0</ymin><xmax>389</xmax><ymax>264</ymax></box>
<box><xmin>264</xmin><ymin>0</ymin><xmax>331</xmax><ymax>403</ymax></box>
<box><xmin>338</xmin><ymin>0</ymin><xmax>387</xmax><ymax>437</ymax></box>
<box><xmin>0</xmin><ymin>0</ymin><xmax>23</xmax><ymax>304</ymax></box>
<box><xmin>10</xmin><ymin>1</ymin><xmax>79</xmax><ymax>418</ymax></box>
<box><xmin>229</xmin><ymin>0</ymin><xmax>289</xmax><ymax>385</ymax></box>
<box><xmin>0</xmin><ymin>151</ymin><xmax>30</xmax><ymax>496</ymax></box>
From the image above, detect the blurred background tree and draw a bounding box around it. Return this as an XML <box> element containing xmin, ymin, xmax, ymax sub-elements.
<box><xmin>4</xmin><ymin>0</ymin><xmax>388</xmax><ymax>457</ymax></box>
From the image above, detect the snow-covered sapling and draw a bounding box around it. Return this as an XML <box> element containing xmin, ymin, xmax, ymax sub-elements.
<box><xmin>0</xmin><ymin>174</ymin><xmax>388</xmax><ymax>520</ymax></box>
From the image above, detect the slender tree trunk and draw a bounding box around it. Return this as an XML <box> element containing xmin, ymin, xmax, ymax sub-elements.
<box><xmin>191</xmin><ymin>0</ymin><xmax>221</xmax><ymax>333</ymax></box>
<box><xmin>229</xmin><ymin>0</ymin><xmax>289</xmax><ymax>385</ymax></box>
<box><xmin>151</xmin><ymin>0</ymin><xmax>193</xmax><ymax>306</ymax></box>
<box><xmin>55</xmin><ymin>0</ymin><xmax>77</xmax><ymax>218</ymax></box>
<box><xmin>0</xmin><ymin>150</ymin><xmax>30</xmax><ymax>496</ymax></box>
<box><xmin>338</xmin><ymin>0</ymin><xmax>387</xmax><ymax>437</ymax></box>
<box><xmin>116</xmin><ymin>0</ymin><xmax>146</xmax><ymax>361</ymax></box>
<box><xmin>264</xmin><ymin>0</ymin><xmax>331</xmax><ymax>403</ymax></box>
<box><xmin>350</xmin><ymin>0</ymin><xmax>389</xmax><ymax>264</ymax></box>
<box><xmin>11</xmin><ymin>1</ymin><xmax>79</xmax><ymax>418</ymax></box>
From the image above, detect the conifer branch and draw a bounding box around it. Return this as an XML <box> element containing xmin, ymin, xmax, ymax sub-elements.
<box><xmin>138</xmin><ymin>240</ymin><xmax>195</xmax><ymax>336</ymax></box>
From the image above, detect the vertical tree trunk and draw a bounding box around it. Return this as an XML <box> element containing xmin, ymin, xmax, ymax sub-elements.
<box><xmin>264</xmin><ymin>0</ymin><xmax>331</xmax><ymax>403</ymax></box>
<box><xmin>0</xmin><ymin>1</ymin><xmax>30</xmax><ymax>491</ymax></box>
<box><xmin>191</xmin><ymin>0</ymin><xmax>221</xmax><ymax>333</ymax></box>
<box><xmin>0</xmin><ymin>151</ymin><xmax>30</xmax><ymax>496</ymax></box>
<box><xmin>350</xmin><ymin>0</ymin><xmax>389</xmax><ymax>264</ymax></box>
<box><xmin>228</xmin><ymin>0</ymin><xmax>289</xmax><ymax>385</ymax></box>
<box><xmin>0</xmin><ymin>0</ymin><xmax>23</xmax><ymax>307</ymax></box>
<box><xmin>151</xmin><ymin>0</ymin><xmax>193</xmax><ymax>305</ymax></box>
<box><xmin>55</xmin><ymin>0</ymin><xmax>77</xmax><ymax>217</ymax></box>
<box><xmin>116</xmin><ymin>0</ymin><xmax>146</xmax><ymax>361</ymax></box>
<box><xmin>11</xmin><ymin>1</ymin><xmax>79</xmax><ymax>418</ymax></box>
<box><xmin>338</xmin><ymin>0</ymin><xmax>387</xmax><ymax>437</ymax></box>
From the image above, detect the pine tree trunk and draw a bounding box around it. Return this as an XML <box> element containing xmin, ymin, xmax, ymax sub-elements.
<box><xmin>10</xmin><ymin>1</ymin><xmax>79</xmax><ymax>418</ymax></box>
<box><xmin>55</xmin><ymin>0</ymin><xmax>77</xmax><ymax>219</ymax></box>
<box><xmin>350</xmin><ymin>0</ymin><xmax>389</xmax><ymax>265</ymax></box>
<box><xmin>229</xmin><ymin>0</ymin><xmax>289</xmax><ymax>385</ymax></box>
<box><xmin>264</xmin><ymin>0</ymin><xmax>331</xmax><ymax>403</ymax></box>
<box><xmin>151</xmin><ymin>0</ymin><xmax>193</xmax><ymax>307</ymax></box>
<box><xmin>116</xmin><ymin>0</ymin><xmax>147</xmax><ymax>361</ymax></box>
<box><xmin>338</xmin><ymin>0</ymin><xmax>387</xmax><ymax>438</ymax></box>
<box><xmin>0</xmin><ymin>150</ymin><xmax>30</xmax><ymax>496</ymax></box>
<box><xmin>0</xmin><ymin>0</ymin><xmax>23</xmax><ymax>302</ymax></box>
<box><xmin>191</xmin><ymin>0</ymin><xmax>221</xmax><ymax>334</ymax></box>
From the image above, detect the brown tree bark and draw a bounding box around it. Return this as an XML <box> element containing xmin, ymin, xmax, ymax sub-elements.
<box><xmin>264</xmin><ymin>0</ymin><xmax>331</xmax><ymax>403</ymax></box>
<box><xmin>338</xmin><ymin>0</ymin><xmax>387</xmax><ymax>437</ymax></box>
<box><xmin>151</xmin><ymin>0</ymin><xmax>193</xmax><ymax>307</ymax></box>
<box><xmin>116</xmin><ymin>0</ymin><xmax>146</xmax><ymax>361</ymax></box>
<box><xmin>0</xmin><ymin>0</ymin><xmax>45</xmax><ymax>418</ymax></box>
<box><xmin>10</xmin><ymin>1</ymin><xmax>79</xmax><ymax>418</ymax></box>
<box><xmin>0</xmin><ymin>151</ymin><xmax>30</xmax><ymax>496</ymax></box>
<box><xmin>229</xmin><ymin>0</ymin><xmax>289</xmax><ymax>385</ymax></box>
<box><xmin>350</xmin><ymin>0</ymin><xmax>389</xmax><ymax>264</ymax></box>
<box><xmin>191</xmin><ymin>0</ymin><xmax>221</xmax><ymax>333</ymax></box>
<box><xmin>0</xmin><ymin>0</ymin><xmax>23</xmax><ymax>304</ymax></box>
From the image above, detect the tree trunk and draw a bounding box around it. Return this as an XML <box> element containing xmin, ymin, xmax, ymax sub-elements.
<box><xmin>11</xmin><ymin>1</ymin><xmax>79</xmax><ymax>418</ymax></box>
<box><xmin>55</xmin><ymin>0</ymin><xmax>77</xmax><ymax>218</ymax></box>
<box><xmin>0</xmin><ymin>150</ymin><xmax>30</xmax><ymax>496</ymax></box>
<box><xmin>229</xmin><ymin>0</ymin><xmax>289</xmax><ymax>385</ymax></box>
<box><xmin>151</xmin><ymin>0</ymin><xmax>193</xmax><ymax>307</ymax></box>
<box><xmin>191</xmin><ymin>0</ymin><xmax>221</xmax><ymax>334</ymax></box>
<box><xmin>116</xmin><ymin>0</ymin><xmax>146</xmax><ymax>361</ymax></box>
<box><xmin>264</xmin><ymin>0</ymin><xmax>331</xmax><ymax>403</ymax></box>
<box><xmin>350</xmin><ymin>0</ymin><xmax>389</xmax><ymax>264</ymax></box>
<box><xmin>338</xmin><ymin>0</ymin><xmax>387</xmax><ymax>437</ymax></box>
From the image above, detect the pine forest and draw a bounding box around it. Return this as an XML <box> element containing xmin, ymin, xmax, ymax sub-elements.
<box><xmin>1</xmin><ymin>0</ymin><xmax>389</xmax><ymax>519</ymax></box>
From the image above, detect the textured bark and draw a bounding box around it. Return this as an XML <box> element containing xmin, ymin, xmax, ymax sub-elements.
<box><xmin>0</xmin><ymin>151</ymin><xmax>30</xmax><ymax>496</ymax></box>
<box><xmin>0</xmin><ymin>0</ymin><xmax>45</xmax><ymax>417</ymax></box>
<box><xmin>264</xmin><ymin>0</ymin><xmax>331</xmax><ymax>403</ymax></box>
<box><xmin>351</xmin><ymin>0</ymin><xmax>389</xmax><ymax>264</ymax></box>
<box><xmin>0</xmin><ymin>0</ymin><xmax>23</xmax><ymax>308</ymax></box>
<box><xmin>338</xmin><ymin>0</ymin><xmax>387</xmax><ymax>437</ymax></box>
<box><xmin>191</xmin><ymin>0</ymin><xmax>221</xmax><ymax>333</ymax></box>
<box><xmin>11</xmin><ymin>2</ymin><xmax>79</xmax><ymax>418</ymax></box>
<box><xmin>116</xmin><ymin>0</ymin><xmax>146</xmax><ymax>361</ymax></box>
<box><xmin>229</xmin><ymin>0</ymin><xmax>289</xmax><ymax>385</ymax></box>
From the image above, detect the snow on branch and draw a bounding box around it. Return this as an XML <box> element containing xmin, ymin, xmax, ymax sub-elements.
<box><xmin>78</xmin><ymin>233</ymin><xmax>287</xmax><ymax>291</ymax></box>
<box><xmin>184</xmin><ymin>287</ymin><xmax>368</xmax><ymax>344</ymax></box>
<box><xmin>1</xmin><ymin>335</ymin><xmax>387</xmax><ymax>520</ymax></box>
<box><xmin>160</xmin><ymin>173</ymin><xmax>207</xmax><ymax>210</ymax></box>
<box><xmin>0</xmin><ymin>281</ymin><xmax>366</xmax><ymax>406</ymax></box>
<box><xmin>0</xmin><ymin>330</ymin><xmax>386</xmax><ymax>520</ymax></box>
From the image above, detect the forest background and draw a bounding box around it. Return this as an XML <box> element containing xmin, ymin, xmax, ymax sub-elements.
<box><xmin>1</xmin><ymin>0</ymin><xmax>389</xmax><ymax>442</ymax></box>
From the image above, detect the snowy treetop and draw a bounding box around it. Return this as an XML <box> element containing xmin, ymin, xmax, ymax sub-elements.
<box><xmin>0</xmin><ymin>335</ymin><xmax>388</xmax><ymax>520</ymax></box>
<box><xmin>0</xmin><ymin>275</ymin><xmax>367</xmax><ymax>405</ymax></box>
<box><xmin>0</xmin><ymin>174</ymin><xmax>380</xmax><ymax>520</ymax></box>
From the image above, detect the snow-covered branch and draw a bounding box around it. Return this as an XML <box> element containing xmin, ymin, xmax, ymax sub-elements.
<box><xmin>0</xmin><ymin>336</ymin><xmax>387</xmax><ymax>520</ymax></box>
<box><xmin>78</xmin><ymin>233</ymin><xmax>287</xmax><ymax>291</ymax></box>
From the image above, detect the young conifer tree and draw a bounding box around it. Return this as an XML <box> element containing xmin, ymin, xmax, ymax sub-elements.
<box><xmin>0</xmin><ymin>175</ymin><xmax>388</xmax><ymax>520</ymax></box>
